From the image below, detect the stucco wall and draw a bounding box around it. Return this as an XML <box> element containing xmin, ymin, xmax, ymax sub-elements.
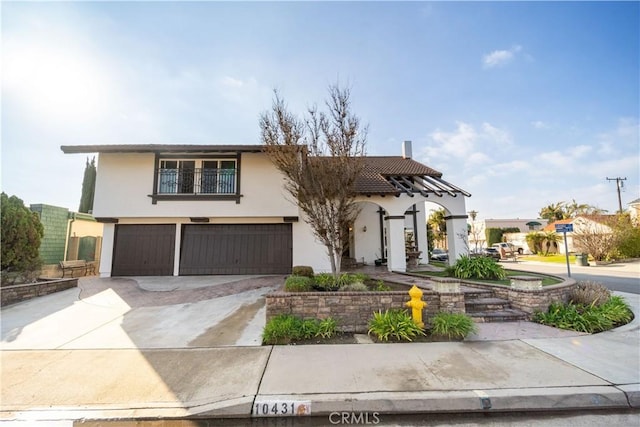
<box><xmin>93</xmin><ymin>152</ymin><xmax>298</xmax><ymax>218</ymax></box>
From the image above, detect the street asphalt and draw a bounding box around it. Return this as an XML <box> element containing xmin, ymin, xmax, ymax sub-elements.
<box><xmin>0</xmin><ymin>265</ymin><xmax>638</xmax><ymax>423</ymax></box>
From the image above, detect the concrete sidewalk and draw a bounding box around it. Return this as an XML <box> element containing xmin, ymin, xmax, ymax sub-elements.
<box><xmin>1</xmin><ymin>292</ymin><xmax>638</xmax><ymax>422</ymax></box>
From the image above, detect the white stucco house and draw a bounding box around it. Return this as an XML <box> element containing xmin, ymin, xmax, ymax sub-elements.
<box><xmin>61</xmin><ymin>142</ymin><xmax>470</xmax><ymax>277</ymax></box>
<box><xmin>543</xmin><ymin>216</ymin><xmax>614</xmax><ymax>254</ymax></box>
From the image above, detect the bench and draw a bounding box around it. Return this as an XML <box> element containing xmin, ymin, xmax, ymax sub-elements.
<box><xmin>60</xmin><ymin>260</ymin><xmax>96</xmax><ymax>278</ymax></box>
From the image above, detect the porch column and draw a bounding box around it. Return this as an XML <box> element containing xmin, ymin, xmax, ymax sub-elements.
<box><xmin>415</xmin><ymin>204</ymin><xmax>428</xmax><ymax>264</ymax></box>
<box><xmin>173</xmin><ymin>223</ymin><xmax>182</xmax><ymax>276</ymax></box>
<box><xmin>385</xmin><ymin>215</ymin><xmax>407</xmax><ymax>272</ymax></box>
<box><xmin>100</xmin><ymin>223</ymin><xmax>115</xmax><ymax>278</ymax></box>
<box><xmin>445</xmin><ymin>215</ymin><xmax>469</xmax><ymax>263</ymax></box>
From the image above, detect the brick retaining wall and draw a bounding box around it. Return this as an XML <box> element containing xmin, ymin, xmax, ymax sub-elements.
<box><xmin>460</xmin><ymin>278</ymin><xmax>576</xmax><ymax>316</ymax></box>
<box><xmin>1</xmin><ymin>278</ymin><xmax>78</xmax><ymax>307</ymax></box>
<box><xmin>266</xmin><ymin>290</ymin><xmax>464</xmax><ymax>333</ymax></box>
<box><xmin>266</xmin><ymin>275</ymin><xmax>577</xmax><ymax>330</ymax></box>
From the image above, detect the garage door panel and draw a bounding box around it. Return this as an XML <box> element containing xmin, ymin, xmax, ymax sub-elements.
<box><xmin>180</xmin><ymin>224</ymin><xmax>292</xmax><ymax>275</ymax></box>
<box><xmin>112</xmin><ymin>224</ymin><xmax>175</xmax><ymax>276</ymax></box>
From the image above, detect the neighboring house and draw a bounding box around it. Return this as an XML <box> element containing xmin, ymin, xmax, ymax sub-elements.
<box><xmin>61</xmin><ymin>142</ymin><xmax>470</xmax><ymax>277</ymax></box>
<box><xmin>629</xmin><ymin>198</ymin><xmax>640</xmax><ymax>224</ymax></box>
<box><xmin>543</xmin><ymin>216</ymin><xmax>614</xmax><ymax>254</ymax></box>
<box><xmin>469</xmin><ymin>218</ymin><xmax>547</xmax><ymax>250</ymax></box>
<box><xmin>29</xmin><ymin>204</ymin><xmax>103</xmax><ymax>270</ymax></box>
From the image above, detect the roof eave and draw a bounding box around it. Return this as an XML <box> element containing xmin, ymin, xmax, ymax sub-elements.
<box><xmin>60</xmin><ymin>144</ymin><xmax>265</xmax><ymax>154</ymax></box>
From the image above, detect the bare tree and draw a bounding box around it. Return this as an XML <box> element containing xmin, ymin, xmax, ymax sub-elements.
<box><xmin>260</xmin><ymin>85</ymin><xmax>367</xmax><ymax>277</ymax></box>
<box><xmin>572</xmin><ymin>218</ymin><xmax>617</xmax><ymax>261</ymax></box>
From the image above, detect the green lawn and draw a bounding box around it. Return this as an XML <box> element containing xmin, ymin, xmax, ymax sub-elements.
<box><xmin>520</xmin><ymin>254</ymin><xmax>576</xmax><ymax>264</ymax></box>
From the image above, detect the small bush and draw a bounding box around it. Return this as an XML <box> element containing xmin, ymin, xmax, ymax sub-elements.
<box><xmin>262</xmin><ymin>314</ymin><xmax>303</xmax><ymax>344</ymax></box>
<box><xmin>372</xmin><ymin>280</ymin><xmax>391</xmax><ymax>291</ymax></box>
<box><xmin>292</xmin><ymin>265</ymin><xmax>314</xmax><ymax>278</ymax></box>
<box><xmin>262</xmin><ymin>315</ymin><xmax>339</xmax><ymax>344</ymax></box>
<box><xmin>534</xmin><ymin>295</ymin><xmax>633</xmax><ymax>333</ymax></box>
<box><xmin>339</xmin><ymin>282</ymin><xmax>369</xmax><ymax>292</ymax></box>
<box><xmin>299</xmin><ymin>319</ymin><xmax>319</xmax><ymax>339</ymax></box>
<box><xmin>570</xmin><ymin>281</ymin><xmax>611</xmax><ymax>306</ymax></box>
<box><xmin>312</xmin><ymin>273</ymin><xmax>341</xmax><ymax>291</ymax></box>
<box><xmin>430</xmin><ymin>312</ymin><xmax>477</xmax><ymax>339</ymax></box>
<box><xmin>316</xmin><ymin>317</ymin><xmax>338</xmax><ymax>339</ymax></box>
<box><xmin>284</xmin><ymin>276</ymin><xmax>313</xmax><ymax>292</ymax></box>
<box><xmin>451</xmin><ymin>256</ymin><xmax>506</xmax><ymax>280</ymax></box>
<box><xmin>599</xmin><ymin>295</ymin><xmax>633</xmax><ymax>325</ymax></box>
<box><xmin>368</xmin><ymin>309</ymin><xmax>426</xmax><ymax>342</ymax></box>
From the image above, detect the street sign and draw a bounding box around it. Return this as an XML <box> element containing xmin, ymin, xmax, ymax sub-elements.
<box><xmin>555</xmin><ymin>223</ymin><xmax>574</xmax><ymax>233</ymax></box>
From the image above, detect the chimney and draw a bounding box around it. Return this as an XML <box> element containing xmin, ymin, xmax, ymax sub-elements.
<box><xmin>402</xmin><ymin>140</ymin><xmax>412</xmax><ymax>159</ymax></box>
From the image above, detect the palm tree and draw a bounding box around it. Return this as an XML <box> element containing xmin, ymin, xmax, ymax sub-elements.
<box><xmin>428</xmin><ymin>208</ymin><xmax>447</xmax><ymax>249</ymax></box>
<box><xmin>525</xmin><ymin>232</ymin><xmax>545</xmax><ymax>254</ymax></box>
<box><xmin>542</xmin><ymin>231</ymin><xmax>561</xmax><ymax>256</ymax></box>
<box><xmin>565</xmin><ymin>199</ymin><xmax>606</xmax><ymax>217</ymax></box>
<box><xmin>539</xmin><ymin>202</ymin><xmax>567</xmax><ymax>222</ymax></box>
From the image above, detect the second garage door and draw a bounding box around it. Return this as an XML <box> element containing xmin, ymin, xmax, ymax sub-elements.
<box><xmin>179</xmin><ymin>224</ymin><xmax>292</xmax><ymax>275</ymax></box>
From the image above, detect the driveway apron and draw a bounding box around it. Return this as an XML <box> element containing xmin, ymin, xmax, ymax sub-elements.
<box><xmin>1</xmin><ymin>275</ymin><xmax>283</xmax><ymax>350</ymax></box>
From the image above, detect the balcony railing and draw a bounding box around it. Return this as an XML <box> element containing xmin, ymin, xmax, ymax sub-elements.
<box><xmin>157</xmin><ymin>168</ymin><xmax>237</xmax><ymax>195</ymax></box>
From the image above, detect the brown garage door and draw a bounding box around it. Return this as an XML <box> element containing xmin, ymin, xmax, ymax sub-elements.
<box><xmin>112</xmin><ymin>224</ymin><xmax>175</xmax><ymax>276</ymax></box>
<box><xmin>180</xmin><ymin>224</ymin><xmax>292</xmax><ymax>275</ymax></box>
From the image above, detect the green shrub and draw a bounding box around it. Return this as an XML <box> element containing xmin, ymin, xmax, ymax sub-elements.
<box><xmin>316</xmin><ymin>317</ymin><xmax>338</xmax><ymax>338</ymax></box>
<box><xmin>1</xmin><ymin>192</ymin><xmax>44</xmax><ymax>273</ymax></box>
<box><xmin>534</xmin><ymin>296</ymin><xmax>633</xmax><ymax>333</ymax></box>
<box><xmin>372</xmin><ymin>280</ymin><xmax>391</xmax><ymax>291</ymax></box>
<box><xmin>292</xmin><ymin>265</ymin><xmax>315</xmax><ymax>278</ymax></box>
<box><xmin>312</xmin><ymin>273</ymin><xmax>341</xmax><ymax>291</ymax></box>
<box><xmin>339</xmin><ymin>282</ymin><xmax>369</xmax><ymax>292</ymax></box>
<box><xmin>262</xmin><ymin>314</ymin><xmax>303</xmax><ymax>344</ymax></box>
<box><xmin>430</xmin><ymin>312</ymin><xmax>477</xmax><ymax>339</ymax></box>
<box><xmin>451</xmin><ymin>255</ymin><xmax>506</xmax><ymax>280</ymax></box>
<box><xmin>599</xmin><ymin>296</ymin><xmax>633</xmax><ymax>325</ymax></box>
<box><xmin>570</xmin><ymin>281</ymin><xmax>611</xmax><ymax>306</ymax></box>
<box><xmin>299</xmin><ymin>319</ymin><xmax>319</xmax><ymax>339</ymax></box>
<box><xmin>284</xmin><ymin>276</ymin><xmax>313</xmax><ymax>292</ymax></box>
<box><xmin>368</xmin><ymin>309</ymin><xmax>426</xmax><ymax>342</ymax></box>
<box><xmin>262</xmin><ymin>315</ymin><xmax>339</xmax><ymax>344</ymax></box>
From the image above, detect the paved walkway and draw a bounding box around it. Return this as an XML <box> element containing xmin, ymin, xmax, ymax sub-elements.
<box><xmin>1</xmin><ymin>274</ymin><xmax>638</xmax><ymax>422</ymax></box>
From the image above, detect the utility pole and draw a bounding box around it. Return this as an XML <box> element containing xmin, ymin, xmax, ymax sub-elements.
<box><xmin>606</xmin><ymin>177</ymin><xmax>627</xmax><ymax>213</ymax></box>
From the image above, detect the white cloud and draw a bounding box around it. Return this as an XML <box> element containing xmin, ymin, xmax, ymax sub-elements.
<box><xmin>571</xmin><ymin>144</ymin><xmax>592</xmax><ymax>158</ymax></box>
<box><xmin>531</xmin><ymin>120</ymin><xmax>549</xmax><ymax>129</ymax></box>
<box><xmin>221</xmin><ymin>76</ymin><xmax>246</xmax><ymax>88</ymax></box>
<box><xmin>424</xmin><ymin>121</ymin><xmax>511</xmax><ymax>162</ymax></box>
<box><xmin>482</xmin><ymin>45</ymin><xmax>523</xmax><ymax>69</ymax></box>
<box><xmin>466</xmin><ymin>152</ymin><xmax>491</xmax><ymax>165</ymax></box>
<box><xmin>481</xmin><ymin>122</ymin><xmax>512</xmax><ymax>144</ymax></box>
<box><xmin>428</xmin><ymin>121</ymin><xmax>477</xmax><ymax>158</ymax></box>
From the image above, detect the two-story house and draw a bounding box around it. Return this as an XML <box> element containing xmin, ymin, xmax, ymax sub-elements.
<box><xmin>61</xmin><ymin>142</ymin><xmax>470</xmax><ymax>277</ymax></box>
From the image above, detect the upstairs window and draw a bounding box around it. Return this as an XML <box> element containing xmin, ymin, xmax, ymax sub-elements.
<box><xmin>157</xmin><ymin>159</ymin><xmax>237</xmax><ymax>195</ymax></box>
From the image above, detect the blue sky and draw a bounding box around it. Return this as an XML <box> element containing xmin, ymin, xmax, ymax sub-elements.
<box><xmin>2</xmin><ymin>1</ymin><xmax>638</xmax><ymax>220</ymax></box>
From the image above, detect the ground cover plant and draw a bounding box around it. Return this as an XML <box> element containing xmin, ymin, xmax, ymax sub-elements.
<box><xmin>262</xmin><ymin>314</ymin><xmax>338</xmax><ymax>344</ymax></box>
<box><xmin>447</xmin><ymin>255</ymin><xmax>506</xmax><ymax>280</ymax></box>
<box><xmin>429</xmin><ymin>312</ymin><xmax>477</xmax><ymax>340</ymax></box>
<box><xmin>534</xmin><ymin>281</ymin><xmax>633</xmax><ymax>333</ymax></box>
<box><xmin>367</xmin><ymin>309</ymin><xmax>426</xmax><ymax>342</ymax></box>
<box><xmin>284</xmin><ymin>271</ymin><xmax>397</xmax><ymax>292</ymax></box>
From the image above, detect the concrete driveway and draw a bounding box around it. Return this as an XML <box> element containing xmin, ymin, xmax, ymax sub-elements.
<box><xmin>1</xmin><ymin>275</ymin><xmax>283</xmax><ymax>350</ymax></box>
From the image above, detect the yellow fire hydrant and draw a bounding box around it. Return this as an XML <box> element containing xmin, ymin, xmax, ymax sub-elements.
<box><xmin>405</xmin><ymin>284</ymin><xmax>426</xmax><ymax>328</ymax></box>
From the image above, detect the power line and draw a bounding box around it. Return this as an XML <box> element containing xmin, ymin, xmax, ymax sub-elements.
<box><xmin>606</xmin><ymin>177</ymin><xmax>627</xmax><ymax>213</ymax></box>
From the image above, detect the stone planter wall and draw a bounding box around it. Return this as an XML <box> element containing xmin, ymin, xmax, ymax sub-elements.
<box><xmin>1</xmin><ymin>278</ymin><xmax>78</xmax><ymax>307</ymax></box>
<box><xmin>460</xmin><ymin>277</ymin><xmax>576</xmax><ymax>316</ymax></box>
<box><xmin>266</xmin><ymin>290</ymin><xmax>463</xmax><ymax>333</ymax></box>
